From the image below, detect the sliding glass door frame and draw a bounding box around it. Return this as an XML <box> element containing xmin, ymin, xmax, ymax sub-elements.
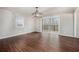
<box><xmin>42</xmin><ymin>16</ymin><xmax>60</xmax><ymax>34</ymax></box>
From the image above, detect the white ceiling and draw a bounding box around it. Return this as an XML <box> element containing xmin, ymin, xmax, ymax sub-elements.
<box><xmin>0</xmin><ymin>7</ymin><xmax>77</xmax><ymax>16</ymax></box>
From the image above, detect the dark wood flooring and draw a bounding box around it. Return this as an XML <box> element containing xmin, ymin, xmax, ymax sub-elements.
<box><xmin>0</xmin><ymin>32</ymin><xmax>79</xmax><ymax>52</ymax></box>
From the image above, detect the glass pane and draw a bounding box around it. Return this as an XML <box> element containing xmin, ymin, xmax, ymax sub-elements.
<box><xmin>42</xmin><ymin>16</ymin><xmax>59</xmax><ymax>32</ymax></box>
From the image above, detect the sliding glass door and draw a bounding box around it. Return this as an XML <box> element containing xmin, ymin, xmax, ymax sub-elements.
<box><xmin>42</xmin><ymin>16</ymin><xmax>60</xmax><ymax>33</ymax></box>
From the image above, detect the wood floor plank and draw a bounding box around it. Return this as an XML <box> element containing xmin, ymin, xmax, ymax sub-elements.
<box><xmin>0</xmin><ymin>32</ymin><xmax>79</xmax><ymax>52</ymax></box>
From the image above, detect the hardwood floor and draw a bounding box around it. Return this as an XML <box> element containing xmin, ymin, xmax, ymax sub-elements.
<box><xmin>0</xmin><ymin>32</ymin><xmax>79</xmax><ymax>52</ymax></box>
<box><xmin>59</xmin><ymin>35</ymin><xmax>79</xmax><ymax>52</ymax></box>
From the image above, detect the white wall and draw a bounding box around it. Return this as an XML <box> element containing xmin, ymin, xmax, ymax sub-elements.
<box><xmin>0</xmin><ymin>9</ymin><xmax>34</xmax><ymax>39</ymax></box>
<box><xmin>76</xmin><ymin>12</ymin><xmax>79</xmax><ymax>38</ymax></box>
<box><xmin>60</xmin><ymin>13</ymin><xmax>74</xmax><ymax>37</ymax></box>
<box><xmin>0</xmin><ymin>9</ymin><xmax>76</xmax><ymax>39</ymax></box>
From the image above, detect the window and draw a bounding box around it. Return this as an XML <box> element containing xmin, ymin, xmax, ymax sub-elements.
<box><xmin>42</xmin><ymin>16</ymin><xmax>60</xmax><ymax>32</ymax></box>
<box><xmin>15</xmin><ymin>16</ymin><xmax>24</xmax><ymax>28</ymax></box>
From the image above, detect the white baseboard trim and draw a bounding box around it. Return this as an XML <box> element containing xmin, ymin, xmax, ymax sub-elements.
<box><xmin>74</xmin><ymin>36</ymin><xmax>79</xmax><ymax>38</ymax></box>
<box><xmin>59</xmin><ymin>34</ymin><xmax>74</xmax><ymax>37</ymax></box>
<box><xmin>0</xmin><ymin>31</ymin><xmax>33</xmax><ymax>39</ymax></box>
<box><xmin>0</xmin><ymin>32</ymin><xmax>79</xmax><ymax>39</ymax></box>
<box><xmin>59</xmin><ymin>34</ymin><xmax>79</xmax><ymax>38</ymax></box>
